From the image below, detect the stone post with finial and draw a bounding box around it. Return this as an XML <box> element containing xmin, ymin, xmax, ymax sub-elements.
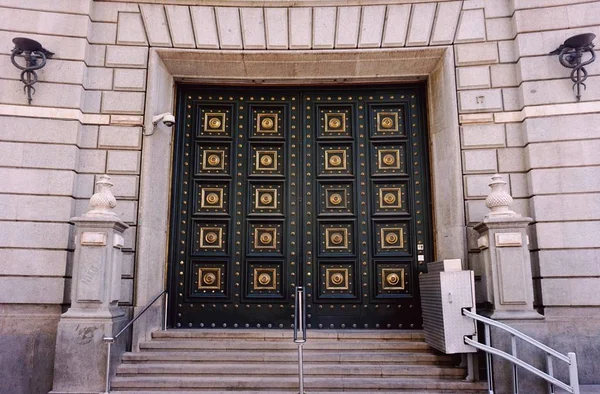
<box><xmin>474</xmin><ymin>174</ymin><xmax>542</xmax><ymax>320</ymax></box>
<box><xmin>51</xmin><ymin>175</ymin><xmax>129</xmax><ymax>393</ymax></box>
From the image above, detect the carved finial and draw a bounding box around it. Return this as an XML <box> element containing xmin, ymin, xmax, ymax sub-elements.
<box><xmin>87</xmin><ymin>175</ymin><xmax>117</xmax><ymax>217</ymax></box>
<box><xmin>485</xmin><ymin>174</ymin><xmax>517</xmax><ymax>218</ymax></box>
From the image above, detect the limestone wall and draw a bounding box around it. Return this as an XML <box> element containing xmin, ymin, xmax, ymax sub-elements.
<box><xmin>1</xmin><ymin>0</ymin><xmax>600</xmax><ymax>391</ymax></box>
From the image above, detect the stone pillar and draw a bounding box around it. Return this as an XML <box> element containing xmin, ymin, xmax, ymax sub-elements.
<box><xmin>51</xmin><ymin>175</ymin><xmax>129</xmax><ymax>394</ymax></box>
<box><xmin>475</xmin><ymin>174</ymin><xmax>542</xmax><ymax>320</ymax></box>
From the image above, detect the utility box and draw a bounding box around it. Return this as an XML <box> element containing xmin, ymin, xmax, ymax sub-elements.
<box><xmin>419</xmin><ymin>259</ymin><xmax>477</xmax><ymax>354</ymax></box>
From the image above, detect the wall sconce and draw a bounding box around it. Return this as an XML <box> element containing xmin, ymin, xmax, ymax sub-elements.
<box><xmin>550</xmin><ymin>33</ymin><xmax>596</xmax><ymax>101</ymax></box>
<box><xmin>11</xmin><ymin>37</ymin><xmax>54</xmax><ymax>105</ymax></box>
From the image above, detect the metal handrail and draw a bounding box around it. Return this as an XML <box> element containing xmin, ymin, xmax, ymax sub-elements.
<box><xmin>463</xmin><ymin>309</ymin><xmax>568</xmax><ymax>362</ymax></box>
<box><xmin>462</xmin><ymin>308</ymin><xmax>579</xmax><ymax>394</ymax></box>
<box><xmin>102</xmin><ymin>290</ymin><xmax>168</xmax><ymax>394</ymax></box>
<box><xmin>293</xmin><ymin>286</ymin><xmax>306</xmax><ymax>394</ymax></box>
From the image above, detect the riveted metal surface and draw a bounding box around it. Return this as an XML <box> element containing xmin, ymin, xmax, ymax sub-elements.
<box><xmin>169</xmin><ymin>86</ymin><xmax>431</xmax><ymax>329</ymax></box>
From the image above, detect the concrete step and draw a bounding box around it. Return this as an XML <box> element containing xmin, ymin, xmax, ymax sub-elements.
<box><xmin>152</xmin><ymin>329</ymin><xmax>425</xmax><ymax>341</ymax></box>
<box><xmin>110</xmin><ymin>376</ymin><xmax>487</xmax><ymax>391</ymax></box>
<box><xmin>122</xmin><ymin>350</ymin><xmax>453</xmax><ymax>365</ymax></box>
<box><xmin>111</xmin><ymin>391</ymin><xmax>485</xmax><ymax>394</ymax></box>
<box><xmin>112</xmin><ymin>330</ymin><xmax>483</xmax><ymax>392</ymax></box>
<box><xmin>116</xmin><ymin>362</ymin><xmax>466</xmax><ymax>378</ymax></box>
<box><xmin>139</xmin><ymin>340</ymin><xmax>432</xmax><ymax>352</ymax></box>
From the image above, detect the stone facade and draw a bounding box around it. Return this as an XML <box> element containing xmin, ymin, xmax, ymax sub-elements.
<box><xmin>0</xmin><ymin>0</ymin><xmax>599</xmax><ymax>392</ymax></box>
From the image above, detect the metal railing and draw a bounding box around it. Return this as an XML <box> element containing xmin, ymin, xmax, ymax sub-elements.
<box><xmin>462</xmin><ymin>308</ymin><xmax>580</xmax><ymax>394</ymax></box>
<box><xmin>102</xmin><ymin>290</ymin><xmax>168</xmax><ymax>394</ymax></box>
<box><xmin>293</xmin><ymin>286</ymin><xmax>307</xmax><ymax>394</ymax></box>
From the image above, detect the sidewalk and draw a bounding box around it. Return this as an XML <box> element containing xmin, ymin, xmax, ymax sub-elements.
<box><xmin>582</xmin><ymin>386</ymin><xmax>600</xmax><ymax>393</ymax></box>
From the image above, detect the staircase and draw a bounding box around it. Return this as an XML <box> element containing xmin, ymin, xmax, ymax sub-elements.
<box><xmin>110</xmin><ymin>330</ymin><xmax>486</xmax><ymax>393</ymax></box>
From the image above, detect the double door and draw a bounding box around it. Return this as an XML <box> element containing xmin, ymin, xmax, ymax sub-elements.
<box><xmin>169</xmin><ymin>86</ymin><xmax>431</xmax><ymax>329</ymax></box>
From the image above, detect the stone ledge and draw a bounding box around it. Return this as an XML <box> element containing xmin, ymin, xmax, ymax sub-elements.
<box><xmin>494</xmin><ymin>101</ymin><xmax>600</xmax><ymax>123</ymax></box>
<box><xmin>0</xmin><ymin>104</ymin><xmax>110</xmax><ymax>124</ymax></box>
<box><xmin>99</xmin><ymin>0</ymin><xmax>475</xmax><ymax>6</ymax></box>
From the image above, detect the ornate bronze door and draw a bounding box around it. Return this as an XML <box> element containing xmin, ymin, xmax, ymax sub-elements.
<box><xmin>169</xmin><ymin>87</ymin><xmax>432</xmax><ymax>330</ymax></box>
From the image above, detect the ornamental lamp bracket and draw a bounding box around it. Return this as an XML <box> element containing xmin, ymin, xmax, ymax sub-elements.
<box><xmin>10</xmin><ymin>37</ymin><xmax>54</xmax><ymax>105</ymax></box>
<box><xmin>549</xmin><ymin>33</ymin><xmax>596</xmax><ymax>102</ymax></box>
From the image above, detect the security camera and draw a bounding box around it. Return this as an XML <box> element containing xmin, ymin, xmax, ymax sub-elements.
<box><xmin>152</xmin><ymin>112</ymin><xmax>175</xmax><ymax>127</ymax></box>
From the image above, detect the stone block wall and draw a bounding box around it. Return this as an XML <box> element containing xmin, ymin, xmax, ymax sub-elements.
<box><xmin>0</xmin><ymin>1</ymin><xmax>138</xmax><ymax>392</ymax></box>
<box><xmin>457</xmin><ymin>1</ymin><xmax>600</xmax><ymax>316</ymax></box>
<box><xmin>0</xmin><ymin>0</ymin><xmax>599</xmax><ymax>391</ymax></box>
<box><xmin>0</xmin><ymin>0</ymin><xmax>140</xmax><ymax>308</ymax></box>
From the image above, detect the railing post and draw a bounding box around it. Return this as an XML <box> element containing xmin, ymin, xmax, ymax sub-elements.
<box><xmin>484</xmin><ymin>324</ymin><xmax>494</xmax><ymax>394</ymax></box>
<box><xmin>546</xmin><ymin>355</ymin><xmax>555</xmax><ymax>394</ymax></box>
<box><xmin>50</xmin><ymin>175</ymin><xmax>129</xmax><ymax>394</ymax></box>
<box><xmin>103</xmin><ymin>337</ymin><xmax>114</xmax><ymax>394</ymax></box>
<box><xmin>511</xmin><ymin>335</ymin><xmax>518</xmax><ymax>394</ymax></box>
<box><xmin>294</xmin><ymin>286</ymin><xmax>306</xmax><ymax>394</ymax></box>
<box><xmin>568</xmin><ymin>353</ymin><xmax>580</xmax><ymax>394</ymax></box>
<box><xmin>163</xmin><ymin>292</ymin><xmax>169</xmax><ymax>330</ymax></box>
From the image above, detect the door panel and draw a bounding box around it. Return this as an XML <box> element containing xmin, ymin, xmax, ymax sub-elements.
<box><xmin>170</xmin><ymin>92</ymin><xmax>300</xmax><ymax>329</ymax></box>
<box><xmin>169</xmin><ymin>87</ymin><xmax>431</xmax><ymax>330</ymax></box>
<box><xmin>302</xmin><ymin>91</ymin><xmax>429</xmax><ymax>329</ymax></box>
